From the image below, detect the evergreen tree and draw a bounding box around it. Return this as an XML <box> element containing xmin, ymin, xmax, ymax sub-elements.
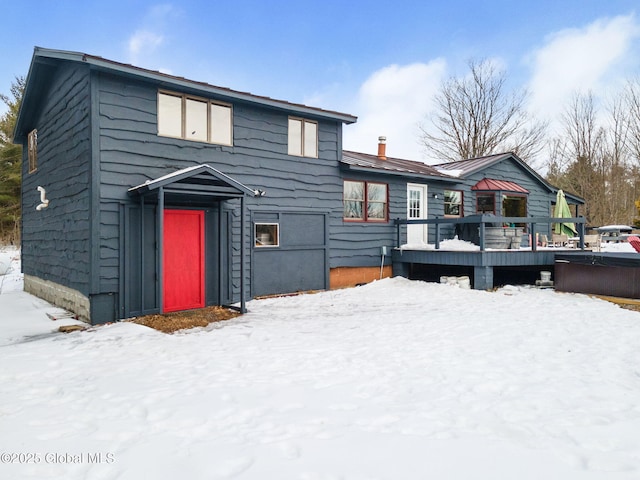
<box><xmin>0</xmin><ymin>76</ymin><xmax>25</xmax><ymax>244</ymax></box>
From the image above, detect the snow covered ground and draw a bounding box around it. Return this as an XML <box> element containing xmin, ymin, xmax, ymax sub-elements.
<box><xmin>2</xmin><ymin>247</ymin><xmax>640</xmax><ymax>479</ymax></box>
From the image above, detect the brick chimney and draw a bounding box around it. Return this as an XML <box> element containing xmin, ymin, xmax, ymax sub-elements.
<box><xmin>377</xmin><ymin>136</ymin><xmax>387</xmax><ymax>160</ymax></box>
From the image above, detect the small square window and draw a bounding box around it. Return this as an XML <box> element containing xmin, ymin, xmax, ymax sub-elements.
<box><xmin>28</xmin><ymin>129</ymin><xmax>38</xmax><ymax>173</ymax></box>
<box><xmin>255</xmin><ymin>223</ymin><xmax>279</xmax><ymax>247</ymax></box>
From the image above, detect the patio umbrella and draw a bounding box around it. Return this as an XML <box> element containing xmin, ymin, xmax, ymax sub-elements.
<box><xmin>553</xmin><ymin>189</ymin><xmax>578</xmax><ymax>236</ymax></box>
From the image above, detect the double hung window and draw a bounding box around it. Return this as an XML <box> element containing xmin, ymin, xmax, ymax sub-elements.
<box><xmin>444</xmin><ymin>190</ymin><xmax>463</xmax><ymax>217</ymax></box>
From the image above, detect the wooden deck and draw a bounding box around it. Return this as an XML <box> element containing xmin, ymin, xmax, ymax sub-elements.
<box><xmin>392</xmin><ymin>215</ymin><xmax>589</xmax><ymax>289</ymax></box>
<box><xmin>391</xmin><ymin>247</ymin><xmax>576</xmax><ymax>289</ymax></box>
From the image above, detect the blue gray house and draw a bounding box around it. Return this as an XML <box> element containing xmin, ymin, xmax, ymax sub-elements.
<box><xmin>14</xmin><ymin>48</ymin><xmax>582</xmax><ymax>324</ymax></box>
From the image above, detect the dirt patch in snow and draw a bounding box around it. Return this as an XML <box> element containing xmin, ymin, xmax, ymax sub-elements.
<box><xmin>130</xmin><ymin>306</ymin><xmax>241</xmax><ymax>333</ymax></box>
<box><xmin>620</xmin><ymin>303</ymin><xmax>640</xmax><ymax>313</ymax></box>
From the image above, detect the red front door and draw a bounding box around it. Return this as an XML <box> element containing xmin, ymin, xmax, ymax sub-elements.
<box><xmin>163</xmin><ymin>209</ymin><xmax>205</xmax><ymax>312</ymax></box>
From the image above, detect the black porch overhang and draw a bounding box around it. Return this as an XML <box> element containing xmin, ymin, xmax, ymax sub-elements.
<box><xmin>128</xmin><ymin>164</ymin><xmax>255</xmax><ymax>314</ymax></box>
<box><xmin>128</xmin><ymin>164</ymin><xmax>256</xmax><ymax>200</ymax></box>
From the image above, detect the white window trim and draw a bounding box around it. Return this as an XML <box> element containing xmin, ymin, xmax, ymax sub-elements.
<box><xmin>444</xmin><ymin>189</ymin><xmax>463</xmax><ymax>218</ymax></box>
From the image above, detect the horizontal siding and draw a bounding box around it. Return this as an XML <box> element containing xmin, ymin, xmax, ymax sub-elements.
<box><xmin>96</xmin><ymin>72</ymin><xmax>344</xmax><ymax>303</ymax></box>
<box><xmin>21</xmin><ymin>63</ymin><xmax>92</xmax><ymax>294</ymax></box>
<box><xmin>329</xmin><ymin>172</ymin><xmax>405</xmax><ymax>268</ymax></box>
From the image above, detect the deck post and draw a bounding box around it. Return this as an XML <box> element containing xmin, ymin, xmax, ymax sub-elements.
<box><xmin>531</xmin><ymin>223</ymin><xmax>537</xmax><ymax>252</ymax></box>
<box><xmin>479</xmin><ymin>221</ymin><xmax>486</xmax><ymax>251</ymax></box>
<box><xmin>474</xmin><ymin>266</ymin><xmax>494</xmax><ymax>290</ymax></box>
<box><xmin>157</xmin><ymin>186</ymin><xmax>164</xmax><ymax>313</ymax></box>
<box><xmin>240</xmin><ymin>195</ymin><xmax>247</xmax><ymax>314</ymax></box>
<box><xmin>392</xmin><ymin>258</ymin><xmax>410</xmax><ymax>279</ymax></box>
<box><xmin>435</xmin><ymin>219</ymin><xmax>440</xmax><ymax>250</ymax></box>
<box><xmin>396</xmin><ymin>218</ymin><xmax>401</xmax><ymax>247</ymax></box>
<box><xmin>140</xmin><ymin>195</ymin><xmax>145</xmax><ymax>312</ymax></box>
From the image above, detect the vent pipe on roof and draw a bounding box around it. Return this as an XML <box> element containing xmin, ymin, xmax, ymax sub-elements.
<box><xmin>377</xmin><ymin>136</ymin><xmax>387</xmax><ymax>160</ymax></box>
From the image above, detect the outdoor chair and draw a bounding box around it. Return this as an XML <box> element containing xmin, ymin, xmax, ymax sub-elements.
<box><xmin>551</xmin><ymin>234</ymin><xmax>568</xmax><ymax>247</ymax></box>
<box><xmin>538</xmin><ymin>234</ymin><xmax>548</xmax><ymax>247</ymax></box>
<box><xmin>583</xmin><ymin>234</ymin><xmax>601</xmax><ymax>251</ymax></box>
<box><xmin>627</xmin><ymin>235</ymin><xmax>640</xmax><ymax>253</ymax></box>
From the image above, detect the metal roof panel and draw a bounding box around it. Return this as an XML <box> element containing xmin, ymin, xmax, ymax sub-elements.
<box><xmin>472</xmin><ymin>178</ymin><xmax>529</xmax><ymax>193</ymax></box>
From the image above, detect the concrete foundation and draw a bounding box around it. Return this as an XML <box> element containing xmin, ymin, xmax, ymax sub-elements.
<box><xmin>24</xmin><ymin>275</ymin><xmax>90</xmax><ymax>323</ymax></box>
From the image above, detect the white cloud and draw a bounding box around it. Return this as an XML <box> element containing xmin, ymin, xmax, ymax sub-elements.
<box><xmin>128</xmin><ymin>30</ymin><xmax>164</xmax><ymax>58</ymax></box>
<box><xmin>343</xmin><ymin>60</ymin><xmax>447</xmax><ymax>161</ymax></box>
<box><xmin>126</xmin><ymin>4</ymin><xmax>178</xmax><ymax>65</ymax></box>
<box><xmin>527</xmin><ymin>14</ymin><xmax>640</xmax><ymax>124</ymax></box>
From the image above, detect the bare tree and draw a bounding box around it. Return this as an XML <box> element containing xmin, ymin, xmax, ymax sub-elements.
<box><xmin>547</xmin><ymin>91</ymin><xmax>640</xmax><ymax>226</ymax></box>
<box><xmin>601</xmin><ymin>94</ymin><xmax>635</xmax><ymax>222</ymax></box>
<box><xmin>419</xmin><ymin>59</ymin><xmax>547</xmax><ymax>163</ymax></box>
<box><xmin>624</xmin><ymin>77</ymin><xmax>640</xmax><ymax>164</ymax></box>
<box><xmin>555</xmin><ymin>92</ymin><xmax>607</xmax><ymax>224</ymax></box>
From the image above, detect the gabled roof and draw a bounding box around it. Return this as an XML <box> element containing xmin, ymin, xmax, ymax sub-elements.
<box><xmin>128</xmin><ymin>164</ymin><xmax>255</xmax><ymax>199</ymax></box>
<box><xmin>434</xmin><ymin>152</ymin><xmax>585</xmax><ymax>204</ymax></box>
<box><xmin>433</xmin><ymin>152</ymin><xmax>514</xmax><ymax>177</ymax></box>
<box><xmin>15</xmin><ymin>47</ymin><xmax>357</xmax><ymax>141</ymax></box>
<box><xmin>341</xmin><ymin>150</ymin><xmax>459</xmax><ymax>183</ymax></box>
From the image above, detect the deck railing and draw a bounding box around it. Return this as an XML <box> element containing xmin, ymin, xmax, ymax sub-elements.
<box><xmin>394</xmin><ymin>215</ymin><xmax>587</xmax><ymax>251</ymax></box>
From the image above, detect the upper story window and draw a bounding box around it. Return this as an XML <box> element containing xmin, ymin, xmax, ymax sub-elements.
<box><xmin>28</xmin><ymin>129</ymin><xmax>38</xmax><ymax>173</ymax></box>
<box><xmin>157</xmin><ymin>91</ymin><xmax>232</xmax><ymax>145</ymax></box>
<box><xmin>343</xmin><ymin>180</ymin><xmax>388</xmax><ymax>222</ymax></box>
<box><xmin>444</xmin><ymin>190</ymin><xmax>463</xmax><ymax>217</ymax></box>
<box><xmin>288</xmin><ymin>117</ymin><xmax>318</xmax><ymax>158</ymax></box>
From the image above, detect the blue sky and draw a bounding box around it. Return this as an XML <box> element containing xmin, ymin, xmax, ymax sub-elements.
<box><xmin>1</xmin><ymin>0</ymin><xmax>639</xmax><ymax>162</ymax></box>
